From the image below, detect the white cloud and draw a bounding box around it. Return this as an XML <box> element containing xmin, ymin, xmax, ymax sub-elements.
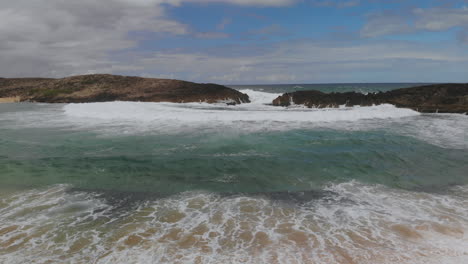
<box><xmin>414</xmin><ymin>8</ymin><xmax>468</xmax><ymax>31</ymax></box>
<box><xmin>195</xmin><ymin>32</ymin><xmax>230</xmax><ymax>38</ymax></box>
<box><xmin>119</xmin><ymin>40</ymin><xmax>468</xmax><ymax>83</ymax></box>
<box><xmin>0</xmin><ymin>0</ymin><xmax>191</xmax><ymax>77</ymax></box>
<box><xmin>458</xmin><ymin>28</ymin><xmax>468</xmax><ymax>44</ymax></box>
<box><xmin>181</xmin><ymin>0</ymin><xmax>296</xmax><ymax>6</ymax></box>
<box><xmin>360</xmin><ymin>13</ymin><xmax>412</xmax><ymax>37</ymax></box>
<box><xmin>255</xmin><ymin>73</ymin><xmax>297</xmax><ymax>82</ymax></box>
<box><xmin>250</xmin><ymin>24</ymin><xmax>288</xmax><ymax>35</ymax></box>
<box><xmin>216</xmin><ymin>18</ymin><xmax>232</xmax><ymax>30</ymax></box>
<box><xmin>1</xmin><ymin>0</ymin><xmax>467</xmax><ymax>83</ymax></box>
<box><xmin>0</xmin><ymin>0</ymin><xmax>296</xmax><ymax>78</ymax></box>
<box><xmin>242</xmin><ymin>24</ymin><xmax>290</xmax><ymax>40</ymax></box>
<box><xmin>361</xmin><ymin>7</ymin><xmax>468</xmax><ymax>38</ymax></box>
<box><xmin>311</xmin><ymin>0</ymin><xmax>360</xmax><ymax>8</ymax></box>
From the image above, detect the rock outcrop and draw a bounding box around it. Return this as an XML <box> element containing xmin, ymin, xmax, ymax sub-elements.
<box><xmin>0</xmin><ymin>74</ymin><xmax>250</xmax><ymax>104</ymax></box>
<box><xmin>272</xmin><ymin>83</ymin><xmax>468</xmax><ymax>114</ymax></box>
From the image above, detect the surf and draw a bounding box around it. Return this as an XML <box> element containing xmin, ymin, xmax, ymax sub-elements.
<box><xmin>62</xmin><ymin>89</ymin><xmax>420</xmax><ymax>127</ymax></box>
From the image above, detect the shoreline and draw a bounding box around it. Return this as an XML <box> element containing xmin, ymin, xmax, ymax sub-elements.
<box><xmin>0</xmin><ymin>96</ymin><xmax>20</xmax><ymax>103</ymax></box>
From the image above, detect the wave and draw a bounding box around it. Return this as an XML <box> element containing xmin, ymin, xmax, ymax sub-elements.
<box><xmin>60</xmin><ymin>90</ymin><xmax>468</xmax><ymax>149</ymax></box>
<box><xmin>1</xmin><ymin>182</ymin><xmax>468</xmax><ymax>264</ymax></box>
<box><xmin>1</xmin><ymin>90</ymin><xmax>465</xmax><ymax>148</ymax></box>
<box><xmin>62</xmin><ymin>89</ymin><xmax>419</xmax><ymax>126</ymax></box>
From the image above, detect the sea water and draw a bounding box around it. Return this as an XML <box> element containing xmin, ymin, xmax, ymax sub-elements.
<box><xmin>0</xmin><ymin>84</ymin><xmax>467</xmax><ymax>263</ymax></box>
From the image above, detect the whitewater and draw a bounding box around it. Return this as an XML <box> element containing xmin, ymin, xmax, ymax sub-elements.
<box><xmin>0</xmin><ymin>87</ymin><xmax>467</xmax><ymax>263</ymax></box>
<box><xmin>62</xmin><ymin>89</ymin><xmax>419</xmax><ymax>124</ymax></box>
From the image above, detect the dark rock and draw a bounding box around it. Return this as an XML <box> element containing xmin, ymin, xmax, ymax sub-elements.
<box><xmin>0</xmin><ymin>74</ymin><xmax>250</xmax><ymax>104</ymax></box>
<box><xmin>272</xmin><ymin>83</ymin><xmax>468</xmax><ymax>114</ymax></box>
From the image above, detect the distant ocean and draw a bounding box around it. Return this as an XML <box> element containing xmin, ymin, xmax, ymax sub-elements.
<box><xmin>229</xmin><ymin>82</ymin><xmax>432</xmax><ymax>94</ymax></box>
<box><xmin>1</xmin><ymin>83</ymin><xmax>467</xmax><ymax>263</ymax></box>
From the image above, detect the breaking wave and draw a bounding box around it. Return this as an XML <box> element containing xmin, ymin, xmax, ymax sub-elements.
<box><xmin>1</xmin><ymin>182</ymin><xmax>468</xmax><ymax>264</ymax></box>
<box><xmin>61</xmin><ymin>90</ymin><xmax>419</xmax><ymax>134</ymax></box>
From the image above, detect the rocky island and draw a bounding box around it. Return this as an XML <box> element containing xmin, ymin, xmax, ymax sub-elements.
<box><xmin>272</xmin><ymin>83</ymin><xmax>468</xmax><ymax>114</ymax></box>
<box><xmin>0</xmin><ymin>74</ymin><xmax>250</xmax><ymax>104</ymax></box>
<box><xmin>1</xmin><ymin>75</ymin><xmax>467</xmax><ymax>114</ymax></box>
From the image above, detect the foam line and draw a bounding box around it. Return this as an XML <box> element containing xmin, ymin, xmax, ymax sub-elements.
<box><xmin>1</xmin><ymin>182</ymin><xmax>468</xmax><ymax>264</ymax></box>
<box><xmin>63</xmin><ymin>89</ymin><xmax>420</xmax><ymax>123</ymax></box>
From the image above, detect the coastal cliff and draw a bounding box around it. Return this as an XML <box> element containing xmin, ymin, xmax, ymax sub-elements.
<box><xmin>0</xmin><ymin>74</ymin><xmax>250</xmax><ymax>104</ymax></box>
<box><xmin>272</xmin><ymin>83</ymin><xmax>468</xmax><ymax>114</ymax></box>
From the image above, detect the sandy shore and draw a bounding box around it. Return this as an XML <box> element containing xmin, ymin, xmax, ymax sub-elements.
<box><xmin>0</xmin><ymin>97</ymin><xmax>20</xmax><ymax>103</ymax></box>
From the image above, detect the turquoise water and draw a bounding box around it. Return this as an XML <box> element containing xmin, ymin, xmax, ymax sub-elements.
<box><xmin>1</xmin><ymin>123</ymin><xmax>466</xmax><ymax>193</ymax></box>
<box><xmin>0</xmin><ymin>85</ymin><xmax>467</xmax><ymax>263</ymax></box>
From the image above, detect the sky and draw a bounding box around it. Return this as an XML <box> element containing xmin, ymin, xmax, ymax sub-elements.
<box><xmin>1</xmin><ymin>0</ymin><xmax>467</xmax><ymax>84</ymax></box>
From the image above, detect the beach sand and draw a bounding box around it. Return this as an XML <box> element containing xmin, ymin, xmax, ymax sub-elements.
<box><xmin>0</xmin><ymin>97</ymin><xmax>20</xmax><ymax>103</ymax></box>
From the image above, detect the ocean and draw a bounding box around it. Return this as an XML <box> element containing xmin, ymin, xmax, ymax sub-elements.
<box><xmin>0</xmin><ymin>83</ymin><xmax>467</xmax><ymax>263</ymax></box>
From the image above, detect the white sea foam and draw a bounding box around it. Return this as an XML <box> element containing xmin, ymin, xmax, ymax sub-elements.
<box><xmin>1</xmin><ymin>89</ymin><xmax>466</xmax><ymax>148</ymax></box>
<box><xmin>397</xmin><ymin>113</ymin><xmax>468</xmax><ymax>149</ymax></box>
<box><xmin>61</xmin><ymin>89</ymin><xmax>419</xmax><ymax>132</ymax></box>
<box><xmin>1</xmin><ymin>182</ymin><xmax>468</xmax><ymax>264</ymax></box>
<box><xmin>64</xmin><ymin>102</ymin><xmax>417</xmax><ymax>123</ymax></box>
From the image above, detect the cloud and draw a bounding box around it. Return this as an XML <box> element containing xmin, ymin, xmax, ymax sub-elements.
<box><xmin>242</xmin><ymin>24</ymin><xmax>291</xmax><ymax>40</ymax></box>
<box><xmin>1</xmin><ymin>0</ymin><xmax>467</xmax><ymax>83</ymax></box>
<box><xmin>251</xmin><ymin>24</ymin><xmax>288</xmax><ymax>35</ymax></box>
<box><xmin>216</xmin><ymin>18</ymin><xmax>232</xmax><ymax>30</ymax></box>
<box><xmin>311</xmin><ymin>0</ymin><xmax>360</xmax><ymax>8</ymax></box>
<box><xmin>360</xmin><ymin>12</ymin><xmax>413</xmax><ymax>37</ymax></box>
<box><xmin>413</xmin><ymin>7</ymin><xmax>468</xmax><ymax>31</ymax></box>
<box><xmin>0</xmin><ymin>0</ymin><xmax>190</xmax><ymax>77</ymax></box>
<box><xmin>180</xmin><ymin>0</ymin><xmax>296</xmax><ymax>6</ymax></box>
<box><xmin>195</xmin><ymin>32</ymin><xmax>230</xmax><ymax>38</ymax></box>
<box><xmin>117</xmin><ymin>39</ymin><xmax>468</xmax><ymax>83</ymax></box>
<box><xmin>0</xmin><ymin>0</ymin><xmax>297</xmax><ymax>78</ymax></box>
<box><xmin>457</xmin><ymin>28</ymin><xmax>468</xmax><ymax>44</ymax></box>
<box><xmin>361</xmin><ymin>7</ymin><xmax>468</xmax><ymax>38</ymax></box>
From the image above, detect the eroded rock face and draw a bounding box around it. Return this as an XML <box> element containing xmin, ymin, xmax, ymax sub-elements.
<box><xmin>272</xmin><ymin>84</ymin><xmax>468</xmax><ymax>114</ymax></box>
<box><xmin>0</xmin><ymin>74</ymin><xmax>250</xmax><ymax>104</ymax></box>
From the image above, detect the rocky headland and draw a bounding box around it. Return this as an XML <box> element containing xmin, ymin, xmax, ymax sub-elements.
<box><xmin>0</xmin><ymin>74</ymin><xmax>250</xmax><ymax>104</ymax></box>
<box><xmin>2</xmin><ymin>76</ymin><xmax>467</xmax><ymax>114</ymax></box>
<box><xmin>272</xmin><ymin>83</ymin><xmax>468</xmax><ymax>114</ymax></box>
